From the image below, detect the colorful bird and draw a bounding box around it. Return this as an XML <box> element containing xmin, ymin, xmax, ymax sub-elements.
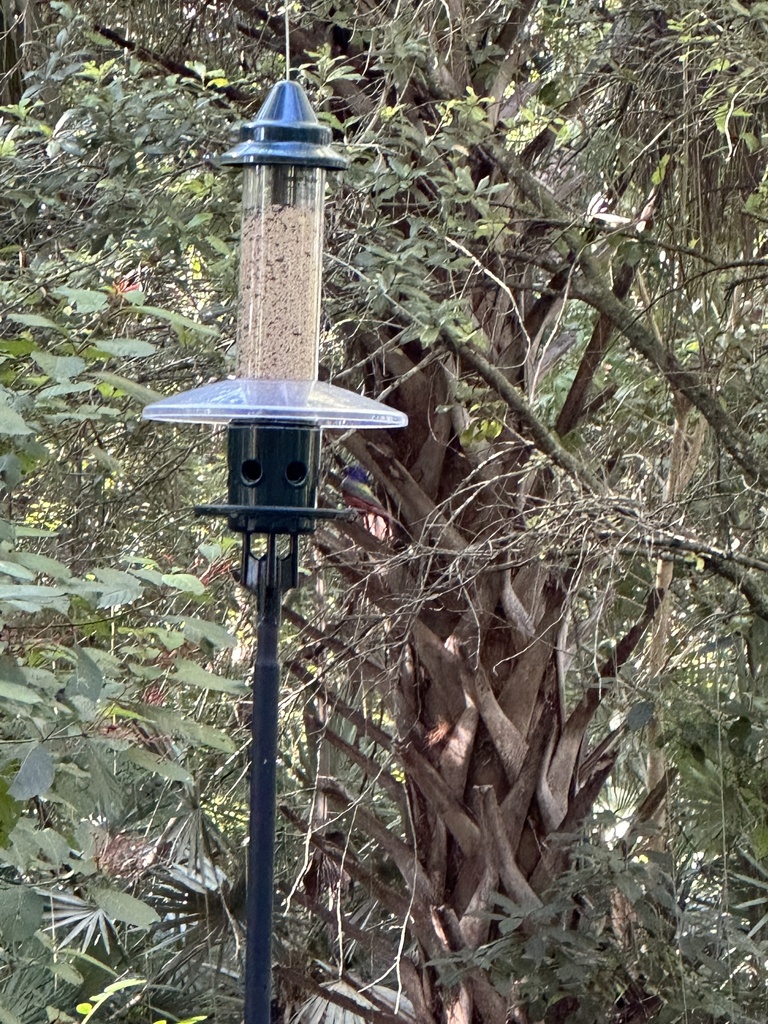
<box><xmin>341</xmin><ymin>465</ymin><xmax>394</xmax><ymax>521</ymax></box>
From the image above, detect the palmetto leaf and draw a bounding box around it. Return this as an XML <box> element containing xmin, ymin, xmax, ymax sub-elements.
<box><xmin>45</xmin><ymin>889</ymin><xmax>116</xmax><ymax>952</ymax></box>
<box><xmin>144</xmin><ymin>862</ymin><xmax>240</xmax><ymax>985</ymax></box>
<box><xmin>293</xmin><ymin>980</ymin><xmax>415</xmax><ymax>1024</ymax></box>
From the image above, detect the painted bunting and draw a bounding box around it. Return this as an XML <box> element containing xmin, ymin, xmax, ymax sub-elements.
<box><xmin>341</xmin><ymin>465</ymin><xmax>394</xmax><ymax>521</ymax></box>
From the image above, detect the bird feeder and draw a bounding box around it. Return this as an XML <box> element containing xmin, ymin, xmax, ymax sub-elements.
<box><xmin>141</xmin><ymin>79</ymin><xmax>406</xmax><ymax>1024</ymax></box>
<box><xmin>143</xmin><ymin>80</ymin><xmax>406</xmax><ymax>537</ymax></box>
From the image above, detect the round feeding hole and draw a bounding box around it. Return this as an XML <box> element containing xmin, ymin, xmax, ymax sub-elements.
<box><xmin>286</xmin><ymin>460</ymin><xmax>308</xmax><ymax>487</ymax></box>
<box><xmin>241</xmin><ymin>458</ymin><xmax>263</xmax><ymax>485</ymax></box>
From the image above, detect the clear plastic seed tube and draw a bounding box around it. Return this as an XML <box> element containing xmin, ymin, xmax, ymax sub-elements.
<box><xmin>236</xmin><ymin>163</ymin><xmax>325</xmax><ymax>381</ymax></box>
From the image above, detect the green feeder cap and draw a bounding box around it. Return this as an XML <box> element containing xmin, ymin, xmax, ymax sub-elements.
<box><xmin>220</xmin><ymin>80</ymin><xmax>347</xmax><ymax>170</ymax></box>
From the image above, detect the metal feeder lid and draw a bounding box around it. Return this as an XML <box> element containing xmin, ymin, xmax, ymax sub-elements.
<box><xmin>220</xmin><ymin>80</ymin><xmax>348</xmax><ymax>170</ymax></box>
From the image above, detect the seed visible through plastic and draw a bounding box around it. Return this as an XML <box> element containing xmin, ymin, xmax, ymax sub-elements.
<box><xmin>237</xmin><ymin>203</ymin><xmax>321</xmax><ymax>380</ymax></box>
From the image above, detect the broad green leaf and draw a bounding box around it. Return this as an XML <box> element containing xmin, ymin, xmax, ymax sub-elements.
<box><xmin>173</xmin><ymin>657</ymin><xmax>246</xmax><ymax>694</ymax></box>
<box><xmin>38</xmin><ymin>380</ymin><xmax>93</xmax><ymax>400</ymax></box>
<box><xmin>124</xmin><ymin>303</ymin><xmax>218</xmax><ymax>337</ymax></box>
<box><xmin>0</xmin><ymin>884</ymin><xmax>45</xmax><ymax>937</ymax></box>
<box><xmin>92</xmin><ymin>338</ymin><xmax>156</xmax><ymax>358</ymax></box>
<box><xmin>146</xmin><ymin>626</ymin><xmax>186</xmax><ymax>650</ymax></box>
<box><xmin>627</xmin><ymin>701</ymin><xmax>655</xmax><ymax>731</ymax></box>
<box><xmin>65</xmin><ymin>649</ymin><xmax>104</xmax><ymax>703</ymax></box>
<box><xmin>752</xmin><ymin>823</ymin><xmax>768</xmax><ymax>860</ymax></box>
<box><xmin>13</xmin><ymin>550</ymin><xmax>71</xmax><ymax>579</ymax></box>
<box><xmin>0</xmin><ymin>584</ymin><xmax>67</xmax><ymax>612</ymax></box>
<box><xmin>93</xmin><ymin>567</ymin><xmax>143</xmax><ymax>608</ymax></box>
<box><xmin>0</xmin><ymin>780</ymin><xmax>20</xmax><ymax>845</ymax></box>
<box><xmin>133</xmin><ymin>566</ymin><xmax>164</xmax><ymax>586</ymax></box>
<box><xmin>22</xmin><ymin>666</ymin><xmax>58</xmax><ymax>692</ymax></box>
<box><xmin>36</xmin><ymin>827</ymin><xmax>71</xmax><ymax>868</ymax></box>
<box><xmin>32</xmin><ymin>351</ymin><xmax>86</xmax><ymax>381</ymax></box>
<box><xmin>142</xmin><ymin>705</ymin><xmax>236</xmax><ymax>753</ymax></box>
<box><xmin>0</xmin><ymin>455</ymin><xmax>22</xmax><ymax>491</ymax></box>
<box><xmin>9</xmin><ymin>744</ymin><xmax>55</xmax><ymax>799</ymax></box>
<box><xmin>125</xmin><ymin>747</ymin><xmax>192</xmax><ymax>785</ymax></box>
<box><xmin>0</xmin><ymin>560</ymin><xmax>35</xmax><ymax>582</ymax></box>
<box><xmin>171</xmin><ymin>616</ymin><xmax>236</xmax><ymax>649</ymax></box>
<box><xmin>161</xmin><ymin>572</ymin><xmax>205</xmax><ymax>595</ymax></box>
<box><xmin>15</xmin><ymin>525</ymin><xmax>58</xmax><ymax>537</ymax></box>
<box><xmin>94</xmin><ymin>370</ymin><xmax>161</xmax><ymax>405</ymax></box>
<box><xmin>0</xmin><ymin>654</ymin><xmax>24</xmax><ymax>686</ymax></box>
<box><xmin>54</xmin><ymin>286</ymin><xmax>109</xmax><ymax>313</ymax></box>
<box><xmin>0</xmin><ymin>406</ymin><xmax>32</xmax><ymax>436</ymax></box>
<box><xmin>48</xmin><ymin>961</ymin><xmax>83</xmax><ymax>986</ymax></box>
<box><xmin>651</xmin><ymin>154</ymin><xmax>671</xmax><ymax>185</ymax></box>
<box><xmin>92</xmin><ymin>889</ymin><xmax>159</xmax><ymax>929</ymax></box>
<box><xmin>0</xmin><ymin>680</ymin><xmax>40</xmax><ymax>705</ymax></box>
<box><xmin>7</xmin><ymin>313</ymin><xmax>64</xmax><ymax>331</ymax></box>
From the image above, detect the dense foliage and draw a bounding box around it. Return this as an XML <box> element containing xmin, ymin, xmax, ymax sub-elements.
<box><xmin>4</xmin><ymin>1</ymin><xmax>768</xmax><ymax>1022</ymax></box>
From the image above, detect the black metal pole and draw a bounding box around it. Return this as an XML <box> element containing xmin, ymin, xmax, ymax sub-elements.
<box><xmin>245</xmin><ymin>533</ymin><xmax>282</xmax><ymax>1024</ymax></box>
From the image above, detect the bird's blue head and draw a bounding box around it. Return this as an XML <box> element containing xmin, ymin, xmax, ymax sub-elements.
<box><xmin>343</xmin><ymin>465</ymin><xmax>369</xmax><ymax>484</ymax></box>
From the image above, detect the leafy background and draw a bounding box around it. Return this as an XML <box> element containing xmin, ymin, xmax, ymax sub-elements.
<box><xmin>3</xmin><ymin>1</ymin><xmax>768</xmax><ymax>1022</ymax></box>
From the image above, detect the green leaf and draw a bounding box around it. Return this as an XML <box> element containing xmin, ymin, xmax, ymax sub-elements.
<box><xmin>36</xmin><ymin>827</ymin><xmax>71</xmax><ymax>868</ymax></box>
<box><xmin>7</xmin><ymin>313</ymin><xmax>65</xmax><ymax>331</ymax></box>
<box><xmin>49</xmin><ymin>960</ymin><xmax>83</xmax><ymax>986</ymax></box>
<box><xmin>0</xmin><ymin>780</ymin><xmax>20</xmax><ymax>844</ymax></box>
<box><xmin>0</xmin><ymin>455</ymin><xmax>22</xmax><ymax>491</ymax></box>
<box><xmin>740</xmin><ymin>130</ymin><xmax>761</xmax><ymax>153</ymax></box>
<box><xmin>0</xmin><ymin>654</ymin><xmax>25</xmax><ymax>687</ymax></box>
<box><xmin>0</xmin><ymin>406</ymin><xmax>32</xmax><ymax>436</ymax></box>
<box><xmin>102</xmin><ymin>978</ymin><xmax>146</xmax><ymax>995</ymax></box>
<box><xmin>651</xmin><ymin>154</ymin><xmax>671</xmax><ymax>185</ymax></box>
<box><xmin>0</xmin><ymin>884</ymin><xmax>44</xmax><ymax>941</ymax></box>
<box><xmin>173</xmin><ymin>657</ymin><xmax>246</xmax><ymax>694</ymax></box>
<box><xmin>0</xmin><ymin>679</ymin><xmax>41</xmax><ymax>705</ymax></box>
<box><xmin>161</xmin><ymin>572</ymin><xmax>205</xmax><ymax>595</ymax></box>
<box><xmin>54</xmin><ymin>286</ymin><xmax>109</xmax><ymax>313</ymax></box>
<box><xmin>33</xmin><ymin>351</ymin><xmax>86</xmax><ymax>381</ymax></box>
<box><xmin>0</xmin><ymin>583</ymin><xmax>67</xmax><ymax>612</ymax></box>
<box><xmin>627</xmin><ymin>701</ymin><xmax>655</xmax><ymax>730</ymax></box>
<box><xmin>172</xmin><ymin>616</ymin><xmax>236</xmax><ymax>649</ymax></box>
<box><xmin>93</xmin><ymin>371</ymin><xmax>162</xmax><ymax>406</ymax></box>
<box><xmin>65</xmin><ymin>649</ymin><xmax>104</xmax><ymax>703</ymax></box>
<box><xmin>92</xmin><ymin>338</ymin><xmax>156</xmax><ymax>358</ymax></box>
<box><xmin>13</xmin><ymin>550</ymin><xmax>71</xmax><ymax>579</ymax></box>
<box><xmin>0</xmin><ymin>560</ymin><xmax>35</xmax><ymax>582</ymax></box>
<box><xmin>141</xmin><ymin>705</ymin><xmax>236</xmax><ymax>753</ymax></box>
<box><xmin>125</xmin><ymin>748</ymin><xmax>192</xmax><ymax>785</ymax></box>
<box><xmin>92</xmin><ymin>889</ymin><xmax>159</xmax><ymax>929</ymax></box>
<box><xmin>93</xmin><ymin>567</ymin><xmax>143</xmax><ymax>608</ymax></box>
<box><xmin>9</xmin><ymin>744</ymin><xmax>55</xmax><ymax>799</ymax></box>
<box><xmin>752</xmin><ymin>823</ymin><xmax>768</xmax><ymax>860</ymax></box>
<box><xmin>124</xmin><ymin>303</ymin><xmax>218</xmax><ymax>337</ymax></box>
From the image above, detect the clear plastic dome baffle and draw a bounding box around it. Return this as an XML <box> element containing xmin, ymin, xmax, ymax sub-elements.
<box><xmin>142</xmin><ymin>378</ymin><xmax>408</xmax><ymax>429</ymax></box>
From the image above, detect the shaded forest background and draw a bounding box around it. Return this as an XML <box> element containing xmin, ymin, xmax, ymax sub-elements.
<box><xmin>3</xmin><ymin>1</ymin><xmax>768</xmax><ymax>1022</ymax></box>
